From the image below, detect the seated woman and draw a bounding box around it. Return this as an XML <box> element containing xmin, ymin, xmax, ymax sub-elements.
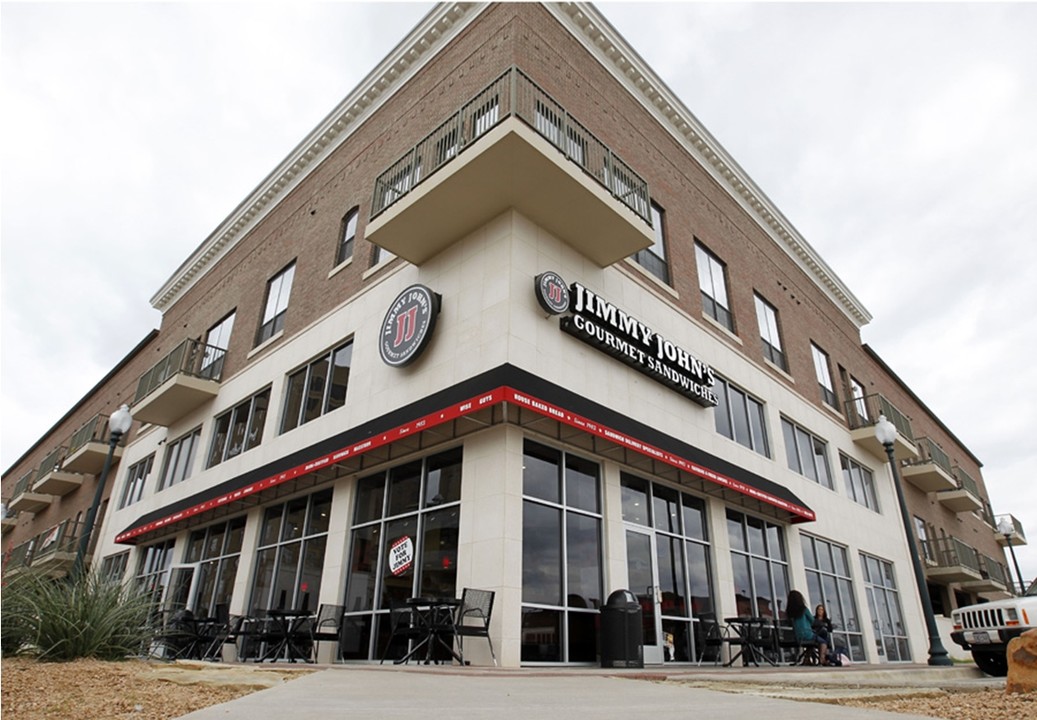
<box><xmin>786</xmin><ymin>590</ymin><xmax>828</xmax><ymax>665</ymax></box>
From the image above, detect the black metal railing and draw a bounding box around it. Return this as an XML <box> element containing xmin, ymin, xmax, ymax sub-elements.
<box><xmin>950</xmin><ymin>466</ymin><xmax>980</xmax><ymax>498</ymax></box>
<box><xmin>33</xmin><ymin>446</ymin><xmax>67</xmax><ymax>485</ymax></box>
<box><xmin>12</xmin><ymin>471</ymin><xmax>35</xmax><ymax>498</ymax></box>
<box><xmin>134</xmin><ymin>338</ymin><xmax>226</xmax><ymax>404</ymax></box>
<box><xmin>921</xmin><ymin>536</ymin><xmax>981</xmax><ymax>575</ymax></box>
<box><xmin>903</xmin><ymin>437</ymin><xmax>952</xmax><ymax>474</ymax></box>
<box><xmin>844</xmin><ymin>392</ymin><xmax>914</xmax><ymax>442</ymax></box>
<box><xmin>371</xmin><ymin>66</ymin><xmax>652</xmax><ymax>225</ymax></box>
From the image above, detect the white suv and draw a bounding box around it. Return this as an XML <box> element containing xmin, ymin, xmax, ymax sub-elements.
<box><xmin>951</xmin><ymin>578</ymin><xmax>1037</xmax><ymax>676</ymax></box>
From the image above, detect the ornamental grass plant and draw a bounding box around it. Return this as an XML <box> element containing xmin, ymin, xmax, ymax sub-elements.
<box><xmin>1</xmin><ymin>569</ymin><xmax>153</xmax><ymax>661</ymax></box>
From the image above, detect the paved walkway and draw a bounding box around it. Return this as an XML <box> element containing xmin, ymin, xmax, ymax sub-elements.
<box><xmin>178</xmin><ymin>663</ymin><xmax>997</xmax><ymax>719</ymax></box>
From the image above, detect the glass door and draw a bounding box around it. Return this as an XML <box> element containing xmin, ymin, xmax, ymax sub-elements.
<box><xmin>625</xmin><ymin>527</ymin><xmax>664</xmax><ymax>664</ymax></box>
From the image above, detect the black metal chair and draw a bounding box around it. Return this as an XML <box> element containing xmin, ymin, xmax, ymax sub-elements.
<box><xmin>379</xmin><ymin>597</ymin><xmax>425</xmax><ymax>664</ymax></box>
<box><xmin>310</xmin><ymin>604</ymin><xmax>344</xmax><ymax>662</ymax></box>
<box><xmin>775</xmin><ymin>620</ymin><xmax>820</xmax><ymax>665</ymax></box>
<box><xmin>695</xmin><ymin>615</ymin><xmax>728</xmax><ymax>666</ymax></box>
<box><xmin>453</xmin><ymin>588</ymin><xmax>497</xmax><ymax>666</ymax></box>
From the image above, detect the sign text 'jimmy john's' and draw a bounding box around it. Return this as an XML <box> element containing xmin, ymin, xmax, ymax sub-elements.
<box><xmin>558</xmin><ymin>281</ymin><xmax>718</xmax><ymax>407</ymax></box>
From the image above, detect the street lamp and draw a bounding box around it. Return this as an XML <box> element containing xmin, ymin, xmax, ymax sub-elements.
<box><xmin>997</xmin><ymin>517</ymin><xmax>1026</xmax><ymax>596</ymax></box>
<box><xmin>875</xmin><ymin>414</ymin><xmax>952</xmax><ymax>666</ymax></box>
<box><xmin>71</xmin><ymin>404</ymin><xmax>133</xmax><ymax>579</ymax></box>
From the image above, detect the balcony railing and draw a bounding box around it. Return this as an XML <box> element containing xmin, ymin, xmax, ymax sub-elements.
<box><xmin>371</xmin><ymin>66</ymin><xmax>651</xmax><ymax>226</ymax></box>
<box><xmin>4</xmin><ymin>519</ymin><xmax>88</xmax><ymax>577</ymax></box>
<box><xmin>977</xmin><ymin>553</ymin><xmax>1009</xmax><ymax>587</ymax></box>
<box><xmin>844</xmin><ymin>393</ymin><xmax>914</xmax><ymax>441</ymax></box>
<box><xmin>994</xmin><ymin>513</ymin><xmax>1027</xmax><ymax>546</ymax></box>
<box><xmin>921</xmin><ymin>536</ymin><xmax>982</xmax><ymax>584</ymax></box>
<box><xmin>952</xmin><ymin>466</ymin><xmax>980</xmax><ymax>497</ymax></box>
<box><xmin>904</xmin><ymin>437</ymin><xmax>951</xmax><ymax>474</ymax></box>
<box><xmin>33</xmin><ymin>446</ymin><xmax>67</xmax><ymax>484</ymax></box>
<box><xmin>12</xmin><ymin>471</ymin><xmax>34</xmax><ymax>498</ymax></box>
<box><xmin>68</xmin><ymin>413</ymin><xmax>109</xmax><ymax>456</ymax></box>
<box><xmin>134</xmin><ymin>338</ymin><xmax>226</xmax><ymax>404</ymax></box>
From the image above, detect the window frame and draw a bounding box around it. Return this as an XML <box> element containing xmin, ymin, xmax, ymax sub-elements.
<box><xmin>158</xmin><ymin>427</ymin><xmax>201</xmax><ymax>491</ymax></box>
<box><xmin>255</xmin><ymin>262</ymin><xmax>296</xmax><ymax>346</ymax></box>
<box><xmin>280</xmin><ymin>339</ymin><xmax>354</xmax><ymax>434</ymax></box>
<box><xmin>781</xmin><ymin>417</ymin><xmax>834</xmax><ymax>489</ymax></box>
<box><xmin>119</xmin><ymin>454</ymin><xmax>155</xmax><ymax>509</ymax></box>
<box><xmin>695</xmin><ymin>241</ymin><xmax>733</xmax><ymax>331</ymax></box>
<box><xmin>207</xmin><ymin>387</ymin><xmax>272</xmax><ymax>468</ymax></box>
<box><xmin>632</xmin><ymin>202</ymin><xmax>669</xmax><ymax>284</ymax></box>
<box><xmin>840</xmin><ymin>453</ymin><xmax>879</xmax><ymax>512</ymax></box>
<box><xmin>754</xmin><ymin>293</ymin><xmax>787</xmax><ymax>371</ymax></box>
<box><xmin>811</xmin><ymin>343</ymin><xmax>838</xmax><ymax>408</ymax></box>
<box><xmin>336</xmin><ymin>208</ymin><xmax>359</xmax><ymax>266</ymax></box>
<box><xmin>712</xmin><ymin>375</ymin><xmax>769</xmax><ymax>457</ymax></box>
<box><xmin>201</xmin><ymin>310</ymin><xmax>235</xmax><ymax>379</ymax></box>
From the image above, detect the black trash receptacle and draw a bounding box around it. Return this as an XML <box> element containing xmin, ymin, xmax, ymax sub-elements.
<box><xmin>600</xmin><ymin>589</ymin><xmax>644</xmax><ymax>668</ymax></box>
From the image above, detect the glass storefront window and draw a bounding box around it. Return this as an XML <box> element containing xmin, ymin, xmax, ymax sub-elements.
<box><xmin>341</xmin><ymin>447</ymin><xmax>463</xmax><ymax>660</ymax></box>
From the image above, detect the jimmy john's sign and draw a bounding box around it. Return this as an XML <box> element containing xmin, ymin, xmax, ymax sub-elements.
<box><xmin>535</xmin><ymin>272</ymin><xmax>718</xmax><ymax>407</ymax></box>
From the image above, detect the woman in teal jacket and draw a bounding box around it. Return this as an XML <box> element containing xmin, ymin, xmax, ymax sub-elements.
<box><xmin>786</xmin><ymin>590</ymin><xmax>828</xmax><ymax>665</ymax></box>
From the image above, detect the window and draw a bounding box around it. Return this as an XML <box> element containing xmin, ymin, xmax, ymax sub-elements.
<box><xmin>633</xmin><ymin>202</ymin><xmax>669</xmax><ymax>284</ymax></box>
<box><xmin>158</xmin><ymin>427</ymin><xmax>201</xmax><ymax>491</ymax></box>
<box><xmin>849</xmin><ymin>376</ymin><xmax>869</xmax><ymax>421</ymax></box>
<box><xmin>781</xmin><ymin>417</ymin><xmax>834</xmax><ymax>489</ymax></box>
<box><xmin>695</xmin><ymin>242</ymin><xmax>733</xmax><ymax>331</ymax></box>
<box><xmin>208</xmin><ymin>388</ymin><xmax>271</xmax><ymax>467</ymax></box>
<box><xmin>811</xmin><ymin>343</ymin><xmax>837</xmax><ymax>408</ymax></box>
<box><xmin>281</xmin><ymin>340</ymin><xmax>353</xmax><ymax>433</ymax></box>
<box><xmin>727</xmin><ymin>510</ymin><xmax>788</xmax><ymax>619</ymax></box>
<box><xmin>371</xmin><ymin>244</ymin><xmax>396</xmax><ymax>267</ymax></box>
<box><xmin>201</xmin><ymin>311</ymin><xmax>235</xmax><ymax>379</ymax></box>
<box><xmin>341</xmin><ymin>448</ymin><xmax>462</xmax><ymax>660</ymax></box>
<box><xmin>754</xmin><ymin>294</ymin><xmax>786</xmax><ymax>370</ymax></box>
<box><xmin>135</xmin><ymin>539</ymin><xmax>175</xmax><ymax>607</ymax></box>
<box><xmin>801</xmin><ymin>535</ymin><xmax>866</xmax><ymax>662</ymax></box>
<box><xmin>860</xmin><ymin>553</ymin><xmax>912</xmax><ymax>662</ymax></box>
<box><xmin>185</xmin><ymin>517</ymin><xmax>246</xmax><ymax>617</ymax></box>
<box><xmin>915</xmin><ymin>517</ymin><xmax>936</xmax><ymax>565</ymax></box>
<box><xmin>256</xmin><ymin>262</ymin><xmax>295</xmax><ymax>346</ymax></box>
<box><xmin>119</xmin><ymin>454</ymin><xmax>154</xmax><ymax>509</ymax></box>
<box><xmin>841</xmin><ymin>454</ymin><xmax>879</xmax><ymax>511</ymax></box>
<box><xmin>713</xmin><ymin>376</ymin><xmax>769</xmax><ymax>456</ymax></box>
<box><xmin>100</xmin><ymin>551</ymin><xmax>130</xmax><ymax>583</ymax></box>
<box><xmin>250</xmin><ymin>489</ymin><xmax>332</xmax><ymax>615</ymax></box>
<box><xmin>522</xmin><ymin>441</ymin><xmax>603</xmax><ymax>663</ymax></box>
<box><xmin>336</xmin><ymin>208</ymin><xmax>359</xmax><ymax>266</ymax></box>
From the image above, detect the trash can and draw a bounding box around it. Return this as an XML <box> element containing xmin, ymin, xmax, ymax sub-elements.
<box><xmin>600</xmin><ymin>589</ymin><xmax>644</xmax><ymax>668</ymax></box>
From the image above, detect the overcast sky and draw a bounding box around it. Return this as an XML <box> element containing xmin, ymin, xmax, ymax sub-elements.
<box><xmin>3</xmin><ymin>2</ymin><xmax>1035</xmax><ymax>585</ymax></box>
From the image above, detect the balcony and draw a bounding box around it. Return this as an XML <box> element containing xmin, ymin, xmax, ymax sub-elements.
<box><xmin>994</xmin><ymin>513</ymin><xmax>1027</xmax><ymax>547</ymax></box>
<box><xmin>961</xmin><ymin>552</ymin><xmax>1010</xmax><ymax>594</ymax></box>
<box><xmin>1</xmin><ymin>503</ymin><xmax>15</xmax><ymax>535</ymax></box>
<box><xmin>367</xmin><ymin>66</ymin><xmax>655</xmax><ymax>267</ymax></box>
<box><xmin>4</xmin><ymin>520</ymin><xmax>87</xmax><ymax>578</ymax></box>
<box><xmin>31</xmin><ymin>445</ymin><xmax>83</xmax><ymax>497</ymax></box>
<box><xmin>900</xmin><ymin>437</ymin><xmax>957</xmax><ymax>493</ymax></box>
<box><xmin>844</xmin><ymin>393</ymin><xmax>917</xmax><ymax>461</ymax></box>
<box><xmin>937</xmin><ymin>466</ymin><xmax>983</xmax><ymax>514</ymax></box>
<box><xmin>8</xmin><ymin>470</ymin><xmax>54</xmax><ymax>515</ymax></box>
<box><xmin>63</xmin><ymin>412</ymin><xmax>124</xmax><ymax>474</ymax></box>
<box><xmin>921</xmin><ymin>536</ymin><xmax>984</xmax><ymax>584</ymax></box>
<box><xmin>132</xmin><ymin>338</ymin><xmax>224</xmax><ymax>426</ymax></box>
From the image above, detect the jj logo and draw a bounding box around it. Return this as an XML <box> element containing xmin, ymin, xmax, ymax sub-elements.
<box><xmin>535</xmin><ymin>271</ymin><xmax>571</xmax><ymax>315</ymax></box>
<box><xmin>379</xmin><ymin>284</ymin><xmax>441</xmax><ymax>367</ymax></box>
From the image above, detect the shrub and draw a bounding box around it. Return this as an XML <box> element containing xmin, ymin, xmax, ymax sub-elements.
<box><xmin>1</xmin><ymin>569</ymin><xmax>153</xmax><ymax>661</ymax></box>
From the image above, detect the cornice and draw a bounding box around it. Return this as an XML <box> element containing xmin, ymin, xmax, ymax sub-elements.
<box><xmin>547</xmin><ymin>2</ymin><xmax>872</xmax><ymax>328</ymax></box>
<box><xmin>151</xmin><ymin>2</ymin><xmax>486</xmax><ymax>311</ymax></box>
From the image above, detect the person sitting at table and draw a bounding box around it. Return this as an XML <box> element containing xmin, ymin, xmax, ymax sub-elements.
<box><xmin>786</xmin><ymin>590</ymin><xmax>828</xmax><ymax>666</ymax></box>
<box><xmin>813</xmin><ymin>603</ymin><xmax>833</xmax><ymax>646</ymax></box>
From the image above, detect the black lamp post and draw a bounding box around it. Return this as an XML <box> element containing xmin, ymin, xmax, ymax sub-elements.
<box><xmin>997</xmin><ymin>517</ymin><xmax>1026</xmax><ymax>596</ymax></box>
<box><xmin>71</xmin><ymin>404</ymin><xmax>133</xmax><ymax>580</ymax></box>
<box><xmin>875</xmin><ymin>414</ymin><xmax>952</xmax><ymax>666</ymax></box>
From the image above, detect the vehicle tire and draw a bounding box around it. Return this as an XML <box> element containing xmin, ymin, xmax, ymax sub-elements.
<box><xmin>971</xmin><ymin>649</ymin><xmax>1008</xmax><ymax>677</ymax></box>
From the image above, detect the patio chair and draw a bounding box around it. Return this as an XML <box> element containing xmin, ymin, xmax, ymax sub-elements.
<box><xmin>379</xmin><ymin>597</ymin><xmax>425</xmax><ymax>664</ymax></box>
<box><xmin>775</xmin><ymin>620</ymin><xmax>820</xmax><ymax>665</ymax></box>
<box><xmin>310</xmin><ymin>604</ymin><xmax>344</xmax><ymax>662</ymax></box>
<box><xmin>695</xmin><ymin>615</ymin><xmax>728</xmax><ymax>666</ymax></box>
<box><xmin>453</xmin><ymin>588</ymin><xmax>497</xmax><ymax>666</ymax></box>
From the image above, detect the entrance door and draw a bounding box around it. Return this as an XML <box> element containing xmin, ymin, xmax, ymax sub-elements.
<box><xmin>625</xmin><ymin>527</ymin><xmax>664</xmax><ymax>664</ymax></box>
<box><xmin>163</xmin><ymin>563</ymin><xmax>201</xmax><ymax>613</ymax></box>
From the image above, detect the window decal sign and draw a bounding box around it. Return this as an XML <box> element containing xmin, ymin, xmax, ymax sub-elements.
<box><xmin>389</xmin><ymin>535</ymin><xmax>414</xmax><ymax>576</ymax></box>
<box><xmin>537</xmin><ymin>273</ymin><xmax>718</xmax><ymax>407</ymax></box>
<box><xmin>379</xmin><ymin>284</ymin><xmax>441</xmax><ymax>367</ymax></box>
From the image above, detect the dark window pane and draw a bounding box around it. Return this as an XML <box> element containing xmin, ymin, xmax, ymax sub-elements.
<box><xmin>782</xmin><ymin>419</ymin><xmax>798</xmax><ymax>472</ymax></box>
<box><xmin>657</xmin><ymin>535</ymin><xmax>687</xmax><ymax>617</ymax></box>
<box><xmin>621</xmin><ymin>474</ymin><xmax>650</xmax><ymax>526</ymax></box>
<box><xmin>682</xmin><ymin>494</ymin><xmax>707</xmax><ymax>541</ymax></box>
<box><xmin>327</xmin><ymin>343</ymin><xmax>352</xmax><ymax>412</ymax></box>
<box><xmin>387</xmin><ymin>461</ymin><xmax>422</xmax><ymax>517</ymax></box>
<box><xmin>565</xmin><ymin>512</ymin><xmax>602</xmax><ymax>609</ymax></box>
<box><xmin>281</xmin><ymin>369</ymin><xmax>305</xmax><ymax>433</ymax></box>
<box><xmin>345</xmin><ymin>525</ymin><xmax>381</xmax><ymax>613</ymax></box>
<box><xmin>281</xmin><ymin>497</ymin><xmax>308</xmax><ymax>542</ymax></box>
<box><xmin>354</xmin><ymin>475</ymin><xmax>385</xmax><ymax>524</ymax></box>
<box><xmin>652</xmin><ymin>485</ymin><xmax>680</xmax><ymax>534</ymax></box>
<box><xmin>303</xmin><ymin>356</ymin><xmax>330</xmax><ymax>424</ymax></box>
<box><xmin>521</xmin><ymin>607</ymin><xmax>561</xmax><ymax>662</ymax></box>
<box><xmin>686</xmin><ymin>542</ymin><xmax>713</xmax><ymax>618</ymax></box>
<box><xmin>307</xmin><ymin>489</ymin><xmax>333</xmax><ymax>536</ymax></box>
<box><xmin>567</xmin><ymin>611</ymin><xmax>598</xmax><ymax>662</ymax></box>
<box><xmin>713</xmin><ymin>378</ymin><xmax>732</xmax><ymax>439</ymax></box>
<box><xmin>565</xmin><ymin>454</ymin><xmax>599</xmax><ymax>513</ymax></box>
<box><xmin>381</xmin><ymin>516</ymin><xmax>419</xmax><ymax>606</ymax></box>
<box><xmin>260</xmin><ymin>506</ymin><xmax>282</xmax><ymax>546</ymax></box>
<box><xmin>419</xmin><ymin>507</ymin><xmax>460</xmax><ymax>599</ymax></box>
<box><xmin>523</xmin><ymin>441</ymin><xmax>561</xmax><ymax>503</ymax></box>
<box><xmin>426</xmin><ymin>448</ymin><xmax>462</xmax><ymax>506</ymax></box>
<box><xmin>522</xmin><ymin>501</ymin><xmax>561</xmax><ymax>605</ymax></box>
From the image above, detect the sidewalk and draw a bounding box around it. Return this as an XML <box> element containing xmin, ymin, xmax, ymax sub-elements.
<box><xmin>177</xmin><ymin>663</ymin><xmax>997</xmax><ymax>720</ymax></box>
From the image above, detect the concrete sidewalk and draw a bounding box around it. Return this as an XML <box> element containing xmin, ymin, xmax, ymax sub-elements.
<box><xmin>177</xmin><ymin>664</ymin><xmax>996</xmax><ymax>719</ymax></box>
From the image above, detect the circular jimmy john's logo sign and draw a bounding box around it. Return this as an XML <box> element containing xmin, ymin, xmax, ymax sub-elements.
<box><xmin>535</xmin><ymin>271</ymin><xmax>570</xmax><ymax>315</ymax></box>
<box><xmin>379</xmin><ymin>284</ymin><xmax>441</xmax><ymax>367</ymax></box>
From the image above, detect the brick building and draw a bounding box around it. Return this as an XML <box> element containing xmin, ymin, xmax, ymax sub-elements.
<box><xmin>2</xmin><ymin>2</ymin><xmax>1025</xmax><ymax>667</ymax></box>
